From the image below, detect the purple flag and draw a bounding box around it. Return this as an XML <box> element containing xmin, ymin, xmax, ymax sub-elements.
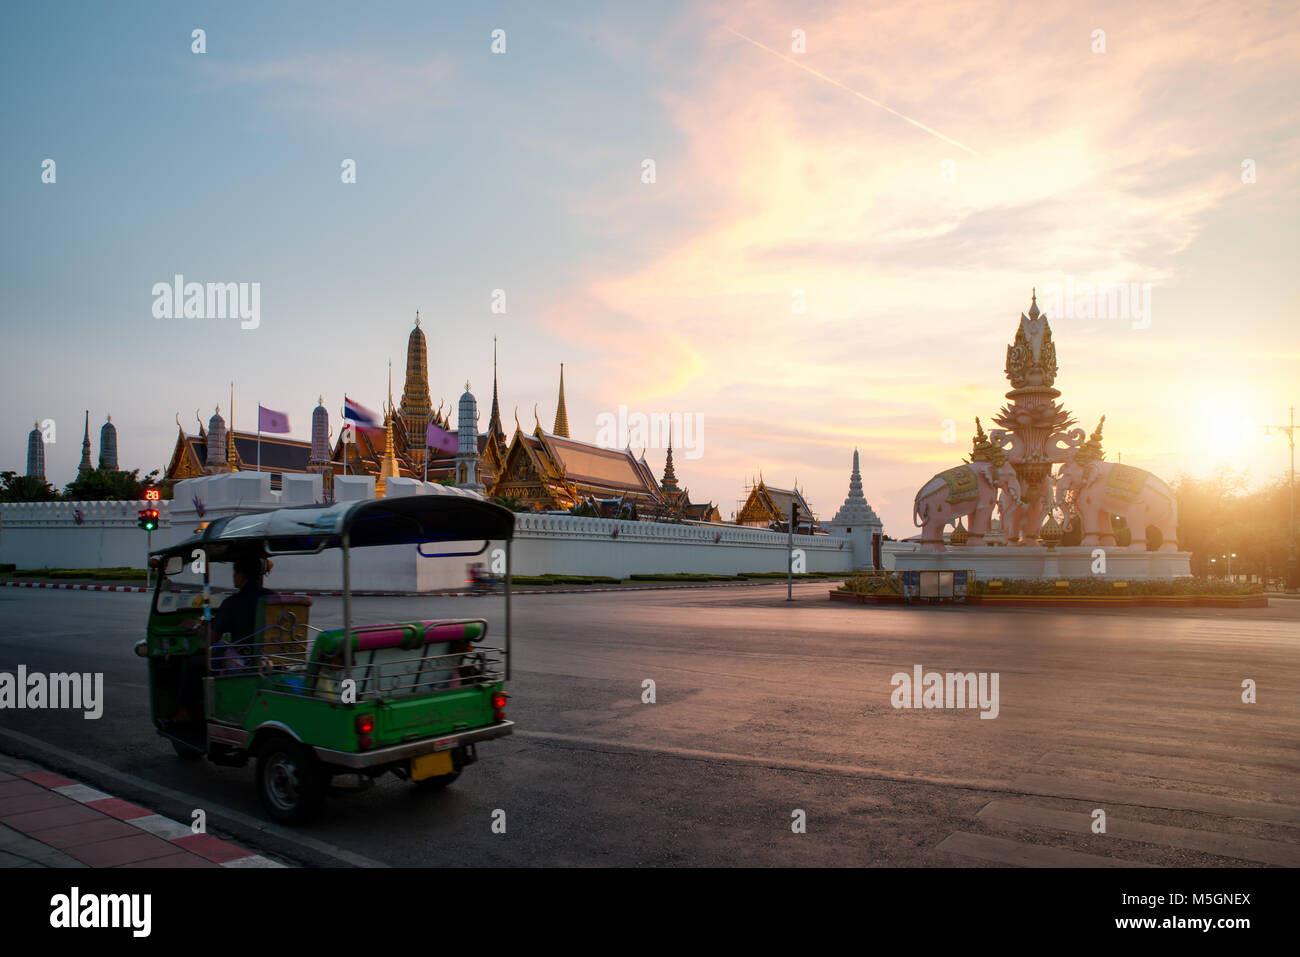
<box><xmin>427</xmin><ymin>420</ymin><xmax>458</xmax><ymax>454</ymax></box>
<box><xmin>258</xmin><ymin>405</ymin><xmax>290</xmax><ymax>433</ymax></box>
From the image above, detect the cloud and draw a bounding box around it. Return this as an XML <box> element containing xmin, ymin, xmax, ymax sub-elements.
<box><xmin>537</xmin><ymin>0</ymin><xmax>1300</xmax><ymax>533</ymax></box>
<box><xmin>200</xmin><ymin>51</ymin><xmax>454</xmax><ymax>123</ymax></box>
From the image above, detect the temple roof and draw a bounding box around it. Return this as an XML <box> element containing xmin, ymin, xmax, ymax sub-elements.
<box><xmin>185</xmin><ymin>432</ymin><xmax>313</xmax><ymax>472</ymax></box>
<box><xmin>538</xmin><ymin>432</ymin><xmax>660</xmax><ymax>496</ymax></box>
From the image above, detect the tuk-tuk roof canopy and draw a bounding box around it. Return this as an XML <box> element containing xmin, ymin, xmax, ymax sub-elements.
<box><xmin>153</xmin><ymin>494</ymin><xmax>515</xmax><ymax>563</ymax></box>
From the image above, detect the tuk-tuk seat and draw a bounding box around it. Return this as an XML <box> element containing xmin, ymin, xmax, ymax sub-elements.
<box><xmin>305</xmin><ymin>620</ymin><xmax>486</xmax><ymax>698</ymax></box>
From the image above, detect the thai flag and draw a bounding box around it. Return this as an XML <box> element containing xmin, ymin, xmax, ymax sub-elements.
<box><xmin>427</xmin><ymin>420</ymin><xmax>458</xmax><ymax>454</ymax></box>
<box><xmin>343</xmin><ymin>396</ymin><xmax>383</xmax><ymax>435</ymax></box>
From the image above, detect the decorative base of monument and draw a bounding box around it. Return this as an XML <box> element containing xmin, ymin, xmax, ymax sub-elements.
<box><xmin>892</xmin><ymin>545</ymin><xmax>1191</xmax><ymax>581</ymax></box>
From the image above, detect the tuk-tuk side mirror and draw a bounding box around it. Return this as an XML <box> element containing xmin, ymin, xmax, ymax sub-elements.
<box><xmin>163</xmin><ymin>555</ymin><xmax>184</xmax><ymax>576</ymax></box>
<box><xmin>133</xmin><ymin>639</ymin><xmax>149</xmax><ymax>658</ymax></box>
<box><xmin>148</xmin><ymin>557</ymin><xmax>161</xmax><ymax>570</ymax></box>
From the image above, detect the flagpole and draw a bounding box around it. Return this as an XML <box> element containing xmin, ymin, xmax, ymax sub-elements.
<box><xmin>257</xmin><ymin>402</ymin><xmax>261</xmax><ymax>472</ymax></box>
<box><xmin>342</xmin><ymin>399</ymin><xmax>348</xmax><ymax>476</ymax></box>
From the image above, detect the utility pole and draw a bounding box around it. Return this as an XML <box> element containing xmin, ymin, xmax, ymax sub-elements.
<box><xmin>787</xmin><ymin>501</ymin><xmax>798</xmax><ymax>602</ymax></box>
<box><xmin>1265</xmin><ymin>406</ymin><xmax>1297</xmax><ymax>593</ymax></box>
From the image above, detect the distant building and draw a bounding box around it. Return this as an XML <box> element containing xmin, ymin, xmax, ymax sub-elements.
<box><xmin>156</xmin><ymin>315</ymin><xmax>719</xmax><ymax>514</ymax></box>
<box><xmin>98</xmin><ymin>415</ymin><xmax>118</xmax><ymax>470</ymax></box>
<box><xmin>77</xmin><ymin>411</ymin><xmax>93</xmax><ymax>477</ymax></box>
<box><xmin>163</xmin><ymin>407</ymin><xmax>316</xmax><ymax>492</ymax></box>
<box><xmin>824</xmin><ymin>450</ymin><xmax>884</xmax><ymax>564</ymax></box>
<box><xmin>736</xmin><ymin>477</ymin><xmax>820</xmax><ymax>533</ymax></box>
<box><xmin>455</xmin><ymin>384</ymin><xmax>484</xmax><ymax>492</ymax></box>
<box><xmin>26</xmin><ymin>423</ymin><xmax>45</xmax><ymax>480</ymax></box>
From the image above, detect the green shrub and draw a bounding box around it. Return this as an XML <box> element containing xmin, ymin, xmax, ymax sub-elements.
<box><xmin>838</xmin><ymin>572</ymin><xmax>903</xmax><ymax>595</ymax></box>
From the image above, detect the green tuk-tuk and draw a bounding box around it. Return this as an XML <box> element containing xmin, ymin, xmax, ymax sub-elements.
<box><xmin>138</xmin><ymin>495</ymin><xmax>515</xmax><ymax>823</ymax></box>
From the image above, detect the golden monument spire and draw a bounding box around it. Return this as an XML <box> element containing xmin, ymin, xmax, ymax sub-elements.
<box><xmin>553</xmin><ymin>363</ymin><xmax>570</xmax><ymax>438</ymax></box>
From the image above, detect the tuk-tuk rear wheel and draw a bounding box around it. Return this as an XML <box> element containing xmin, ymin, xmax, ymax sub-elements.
<box><xmin>256</xmin><ymin>736</ymin><xmax>325</xmax><ymax>824</ymax></box>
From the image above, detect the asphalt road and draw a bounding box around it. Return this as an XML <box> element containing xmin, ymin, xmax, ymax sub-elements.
<box><xmin>2</xmin><ymin>584</ymin><xmax>1298</xmax><ymax>867</ymax></box>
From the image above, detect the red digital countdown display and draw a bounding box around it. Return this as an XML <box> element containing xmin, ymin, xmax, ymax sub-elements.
<box><xmin>143</xmin><ymin>488</ymin><xmax>161</xmax><ymax>502</ymax></box>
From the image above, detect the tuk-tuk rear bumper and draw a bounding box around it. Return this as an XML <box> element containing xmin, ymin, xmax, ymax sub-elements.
<box><xmin>310</xmin><ymin>720</ymin><xmax>515</xmax><ymax>770</ymax></box>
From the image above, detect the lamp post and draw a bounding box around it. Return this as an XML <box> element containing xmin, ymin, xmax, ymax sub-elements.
<box><xmin>1209</xmin><ymin>557</ymin><xmax>1217</xmax><ymax>579</ymax></box>
<box><xmin>1223</xmin><ymin>552</ymin><xmax>1236</xmax><ymax>581</ymax></box>
<box><xmin>1264</xmin><ymin>406</ymin><xmax>1297</xmax><ymax>593</ymax></box>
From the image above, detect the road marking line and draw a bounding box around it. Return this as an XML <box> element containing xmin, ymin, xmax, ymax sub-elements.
<box><xmin>1056</xmin><ymin>734</ymin><xmax>1300</xmax><ymax>770</ymax></box>
<box><xmin>978</xmin><ymin>800</ymin><xmax>1300</xmax><ymax>866</ymax></box>
<box><xmin>1012</xmin><ymin>772</ymin><xmax>1300</xmax><ymax>825</ymax></box>
<box><xmin>1039</xmin><ymin>750</ymin><xmax>1299</xmax><ymax>798</ymax></box>
<box><xmin>935</xmin><ymin>830</ymin><xmax>1153</xmax><ymax>867</ymax></box>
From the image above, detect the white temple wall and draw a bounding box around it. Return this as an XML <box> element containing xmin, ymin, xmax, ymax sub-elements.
<box><xmin>0</xmin><ymin>474</ymin><xmax>891</xmax><ymax>585</ymax></box>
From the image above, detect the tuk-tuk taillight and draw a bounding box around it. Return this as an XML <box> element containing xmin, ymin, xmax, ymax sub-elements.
<box><xmin>356</xmin><ymin>713</ymin><xmax>375</xmax><ymax>749</ymax></box>
<box><xmin>491</xmin><ymin>692</ymin><xmax>507</xmax><ymax>723</ymax></box>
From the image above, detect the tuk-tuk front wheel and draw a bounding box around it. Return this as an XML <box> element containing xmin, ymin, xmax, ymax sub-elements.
<box><xmin>256</xmin><ymin>736</ymin><xmax>325</xmax><ymax>824</ymax></box>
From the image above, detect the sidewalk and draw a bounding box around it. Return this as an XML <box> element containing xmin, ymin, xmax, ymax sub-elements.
<box><xmin>0</xmin><ymin>754</ymin><xmax>285</xmax><ymax>869</ymax></box>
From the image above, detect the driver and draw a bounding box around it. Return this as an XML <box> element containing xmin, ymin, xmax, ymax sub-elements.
<box><xmin>170</xmin><ymin>555</ymin><xmax>272</xmax><ymax>724</ymax></box>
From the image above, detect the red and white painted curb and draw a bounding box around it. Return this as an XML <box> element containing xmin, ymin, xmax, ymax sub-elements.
<box><xmin>18</xmin><ymin>769</ymin><xmax>285</xmax><ymax>868</ymax></box>
<box><xmin>1</xmin><ymin>581</ymin><xmax>148</xmax><ymax>592</ymax></box>
<box><xmin>4</xmin><ymin>579</ymin><xmax>838</xmax><ymax>598</ymax></box>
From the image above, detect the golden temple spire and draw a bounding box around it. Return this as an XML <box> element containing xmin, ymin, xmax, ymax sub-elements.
<box><xmin>553</xmin><ymin>363</ymin><xmax>570</xmax><ymax>438</ymax></box>
<box><xmin>488</xmin><ymin>337</ymin><xmax>505</xmax><ymax>445</ymax></box>
<box><xmin>377</xmin><ymin>361</ymin><xmax>400</xmax><ymax>497</ymax></box>
<box><xmin>227</xmin><ymin>382</ymin><xmax>236</xmax><ymax>470</ymax></box>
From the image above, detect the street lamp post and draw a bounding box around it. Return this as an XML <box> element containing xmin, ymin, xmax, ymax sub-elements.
<box><xmin>1265</xmin><ymin>406</ymin><xmax>1297</xmax><ymax>594</ymax></box>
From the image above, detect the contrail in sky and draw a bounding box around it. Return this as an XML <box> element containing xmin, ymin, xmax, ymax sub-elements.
<box><xmin>726</xmin><ymin>28</ymin><xmax>978</xmax><ymax>155</ymax></box>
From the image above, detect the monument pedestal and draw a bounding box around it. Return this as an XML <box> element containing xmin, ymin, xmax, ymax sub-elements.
<box><xmin>892</xmin><ymin>545</ymin><xmax>1191</xmax><ymax>581</ymax></box>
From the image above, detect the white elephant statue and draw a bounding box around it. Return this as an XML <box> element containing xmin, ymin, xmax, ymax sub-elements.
<box><xmin>998</xmin><ymin>473</ymin><xmax>1053</xmax><ymax>546</ymax></box>
<box><xmin>913</xmin><ymin>460</ymin><xmax>1022</xmax><ymax>552</ymax></box>
<box><xmin>1056</xmin><ymin>457</ymin><xmax>1178</xmax><ymax>551</ymax></box>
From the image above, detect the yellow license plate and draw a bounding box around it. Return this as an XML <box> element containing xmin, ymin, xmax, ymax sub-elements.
<box><xmin>411</xmin><ymin>751</ymin><xmax>454</xmax><ymax>781</ymax></box>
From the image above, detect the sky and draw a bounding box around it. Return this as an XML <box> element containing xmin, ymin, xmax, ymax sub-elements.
<box><xmin>2</xmin><ymin>0</ymin><xmax>1297</xmax><ymax>535</ymax></box>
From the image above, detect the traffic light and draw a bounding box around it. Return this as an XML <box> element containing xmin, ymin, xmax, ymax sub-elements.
<box><xmin>137</xmin><ymin>507</ymin><xmax>159</xmax><ymax>532</ymax></box>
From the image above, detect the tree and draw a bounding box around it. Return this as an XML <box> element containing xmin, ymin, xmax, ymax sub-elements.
<box><xmin>63</xmin><ymin>467</ymin><xmax>161</xmax><ymax>502</ymax></box>
<box><xmin>1172</xmin><ymin>470</ymin><xmax>1289</xmax><ymax>581</ymax></box>
<box><xmin>0</xmin><ymin>471</ymin><xmax>60</xmax><ymax>502</ymax></box>
<box><xmin>491</xmin><ymin>494</ymin><xmax>531</xmax><ymax>512</ymax></box>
